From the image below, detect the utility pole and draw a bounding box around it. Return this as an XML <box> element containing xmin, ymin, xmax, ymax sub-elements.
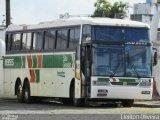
<box><xmin>6</xmin><ymin>0</ymin><xmax>11</xmax><ymax>27</ymax></box>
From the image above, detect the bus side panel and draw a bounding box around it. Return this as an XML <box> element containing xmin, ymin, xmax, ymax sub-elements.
<box><xmin>53</xmin><ymin>68</ymin><xmax>74</xmax><ymax>98</ymax></box>
<box><xmin>0</xmin><ymin>57</ymin><xmax>4</xmax><ymax>97</ymax></box>
<box><xmin>39</xmin><ymin>69</ymin><xmax>53</xmax><ymax>97</ymax></box>
<box><xmin>3</xmin><ymin>53</ymin><xmax>75</xmax><ymax>98</ymax></box>
<box><xmin>3</xmin><ymin>69</ymin><xmax>12</xmax><ymax>97</ymax></box>
<box><xmin>3</xmin><ymin>55</ymin><xmax>29</xmax><ymax>98</ymax></box>
<box><xmin>28</xmin><ymin>53</ymin><xmax>75</xmax><ymax>98</ymax></box>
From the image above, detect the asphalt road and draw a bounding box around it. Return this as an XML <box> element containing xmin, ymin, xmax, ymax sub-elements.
<box><xmin>0</xmin><ymin>99</ymin><xmax>160</xmax><ymax>120</ymax></box>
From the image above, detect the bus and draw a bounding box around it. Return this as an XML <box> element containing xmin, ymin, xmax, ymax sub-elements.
<box><xmin>2</xmin><ymin>17</ymin><xmax>154</xmax><ymax>107</ymax></box>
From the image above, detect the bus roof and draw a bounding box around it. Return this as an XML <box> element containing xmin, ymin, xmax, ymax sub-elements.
<box><xmin>6</xmin><ymin>17</ymin><xmax>149</xmax><ymax>32</ymax></box>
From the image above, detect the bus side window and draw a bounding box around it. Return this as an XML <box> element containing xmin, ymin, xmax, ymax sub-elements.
<box><xmin>33</xmin><ymin>31</ymin><xmax>44</xmax><ymax>50</ymax></box>
<box><xmin>11</xmin><ymin>33</ymin><xmax>21</xmax><ymax>50</ymax></box>
<box><xmin>5</xmin><ymin>34</ymin><xmax>9</xmax><ymax>51</ymax></box>
<box><xmin>56</xmin><ymin>29</ymin><xmax>68</xmax><ymax>49</ymax></box>
<box><xmin>10</xmin><ymin>34</ymin><xmax>13</xmax><ymax>51</ymax></box>
<box><xmin>22</xmin><ymin>32</ymin><xmax>32</xmax><ymax>50</ymax></box>
<box><xmin>69</xmin><ymin>28</ymin><xmax>80</xmax><ymax>49</ymax></box>
<box><xmin>44</xmin><ymin>30</ymin><xmax>55</xmax><ymax>50</ymax></box>
<box><xmin>82</xmin><ymin>25</ymin><xmax>91</xmax><ymax>42</ymax></box>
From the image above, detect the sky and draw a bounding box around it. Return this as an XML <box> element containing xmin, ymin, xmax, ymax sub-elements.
<box><xmin>0</xmin><ymin>0</ymin><xmax>145</xmax><ymax>25</ymax></box>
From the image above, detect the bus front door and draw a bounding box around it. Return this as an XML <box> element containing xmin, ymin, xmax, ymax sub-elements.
<box><xmin>81</xmin><ymin>44</ymin><xmax>92</xmax><ymax>98</ymax></box>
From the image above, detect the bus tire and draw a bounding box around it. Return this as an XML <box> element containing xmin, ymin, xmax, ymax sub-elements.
<box><xmin>23</xmin><ymin>82</ymin><xmax>32</xmax><ymax>103</ymax></box>
<box><xmin>73</xmin><ymin>98</ymin><xmax>85</xmax><ymax>107</ymax></box>
<box><xmin>122</xmin><ymin>100</ymin><xmax>134</xmax><ymax>107</ymax></box>
<box><xmin>16</xmin><ymin>85</ymin><xmax>24</xmax><ymax>103</ymax></box>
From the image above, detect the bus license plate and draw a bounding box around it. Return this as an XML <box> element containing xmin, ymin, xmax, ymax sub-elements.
<box><xmin>97</xmin><ymin>89</ymin><xmax>108</xmax><ymax>96</ymax></box>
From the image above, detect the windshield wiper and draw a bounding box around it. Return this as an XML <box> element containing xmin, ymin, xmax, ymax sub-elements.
<box><xmin>110</xmin><ymin>65</ymin><xmax>119</xmax><ymax>77</ymax></box>
<box><xmin>127</xmin><ymin>53</ymin><xmax>141</xmax><ymax>78</ymax></box>
<box><xmin>106</xmin><ymin>70</ymin><xmax>114</xmax><ymax>76</ymax></box>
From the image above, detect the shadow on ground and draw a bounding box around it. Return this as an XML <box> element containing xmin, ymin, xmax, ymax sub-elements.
<box><xmin>0</xmin><ymin>99</ymin><xmax>160</xmax><ymax>111</ymax></box>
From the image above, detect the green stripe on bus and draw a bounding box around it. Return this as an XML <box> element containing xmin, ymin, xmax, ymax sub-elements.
<box><xmin>32</xmin><ymin>56</ymin><xmax>37</xmax><ymax>68</ymax></box>
<box><xmin>119</xmin><ymin>78</ymin><xmax>141</xmax><ymax>83</ymax></box>
<box><xmin>119</xmin><ymin>78</ymin><xmax>137</xmax><ymax>83</ymax></box>
<box><xmin>21</xmin><ymin>56</ymin><xmax>25</xmax><ymax>68</ymax></box>
<box><xmin>43</xmin><ymin>54</ymin><xmax>73</xmax><ymax>68</ymax></box>
<box><xmin>35</xmin><ymin>70</ymin><xmax>40</xmax><ymax>83</ymax></box>
<box><xmin>43</xmin><ymin>55</ymin><xmax>53</xmax><ymax>68</ymax></box>
<box><xmin>97</xmin><ymin>77</ymin><xmax>142</xmax><ymax>83</ymax></box>
<box><xmin>97</xmin><ymin>78</ymin><xmax>110</xmax><ymax>82</ymax></box>
<box><xmin>4</xmin><ymin>56</ymin><xmax>25</xmax><ymax>68</ymax></box>
<box><xmin>4</xmin><ymin>54</ymin><xmax>73</xmax><ymax>69</ymax></box>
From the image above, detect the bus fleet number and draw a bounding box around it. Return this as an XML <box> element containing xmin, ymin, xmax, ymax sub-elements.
<box><xmin>5</xmin><ymin>59</ymin><xmax>14</xmax><ymax>66</ymax></box>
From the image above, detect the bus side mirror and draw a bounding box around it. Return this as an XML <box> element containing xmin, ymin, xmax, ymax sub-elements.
<box><xmin>153</xmin><ymin>48</ymin><xmax>158</xmax><ymax>66</ymax></box>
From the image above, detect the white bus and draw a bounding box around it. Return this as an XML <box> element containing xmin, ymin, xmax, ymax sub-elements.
<box><xmin>2</xmin><ymin>17</ymin><xmax>154</xmax><ymax>107</ymax></box>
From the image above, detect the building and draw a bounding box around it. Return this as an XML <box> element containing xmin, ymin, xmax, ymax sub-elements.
<box><xmin>131</xmin><ymin>0</ymin><xmax>160</xmax><ymax>40</ymax></box>
<box><xmin>131</xmin><ymin>0</ymin><xmax>160</xmax><ymax>25</ymax></box>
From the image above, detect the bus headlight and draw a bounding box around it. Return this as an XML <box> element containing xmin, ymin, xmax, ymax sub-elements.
<box><xmin>139</xmin><ymin>82</ymin><xmax>151</xmax><ymax>87</ymax></box>
<box><xmin>141</xmin><ymin>91</ymin><xmax>151</xmax><ymax>94</ymax></box>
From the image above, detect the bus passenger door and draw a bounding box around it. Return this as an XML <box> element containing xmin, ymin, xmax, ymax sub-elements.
<box><xmin>74</xmin><ymin>47</ymin><xmax>82</xmax><ymax>98</ymax></box>
<box><xmin>81</xmin><ymin>44</ymin><xmax>92</xmax><ymax>98</ymax></box>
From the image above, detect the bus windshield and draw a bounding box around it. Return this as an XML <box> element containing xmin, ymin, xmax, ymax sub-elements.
<box><xmin>92</xmin><ymin>45</ymin><xmax>125</xmax><ymax>76</ymax></box>
<box><xmin>92</xmin><ymin>45</ymin><xmax>152</xmax><ymax>77</ymax></box>
<box><xmin>93</xmin><ymin>26</ymin><xmax>150</xmax><ymax>42</ymax></box>
<box><xmin>125</xmin><ymin>45</ymin><xmax>151</xmax><ymax>77</ymax></box>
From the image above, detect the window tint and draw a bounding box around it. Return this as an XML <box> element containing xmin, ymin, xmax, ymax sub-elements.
<box><xmin>56</xmin><ymin>29</ymin><xmax>68</xmax><ymax>49</ymax></box>
<box><xmin>82</xmin><ymin>25</ymin><xmax>91</xmax><ymax>42</ymax></box>
<box><xmin>69</xmin><ymin>28</ymin><xmax>80</xmax><ymax>49</ymax></box>
<box><xmin>44</xmin><ymin>30</ymin><xmax>55</xmax><ymax>50</ymax></box>
<box><xmin>157</xmin><ymin>31</ymin><xmax>160</xmax><ymax>41</ymax></box>
<box><xmin>11</xmin><ymin>33</ymin><xmax>21</xmax><ymax>50</ymax></box>
<box><xmin>6</xmin><ymin>34</ymin><xmax>11</xmax><ymax>51</ymax></box>
<box><xmin>33</xmin><ymin>31</ymin><xmax>44</xmax><ymax>50</ymax></box>
<box><xmin>22</xmin><ymin>33</ymin><xmax>32</xmax><ymax>50</ymax></box>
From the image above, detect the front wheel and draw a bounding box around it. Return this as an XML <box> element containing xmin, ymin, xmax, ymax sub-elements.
<box><xmin>73</xmin><ymin>98</ymin><xmax>85</xmax><ymax>107</ymax></box>
<box><xmin>122</xmin><ymin>100</ymin><xmax>134</xmax><ymax>107</ymax></box>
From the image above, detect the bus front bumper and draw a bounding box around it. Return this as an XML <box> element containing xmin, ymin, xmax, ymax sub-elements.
<box><xmin>91</xmin><ymin>86</ymin><xmax>152</xmax><ymax>100</ymax></box>
<box><xmin>90</xmin><ymin>77</ymin><xmax>153</xmax><ymax>100</ymax></box>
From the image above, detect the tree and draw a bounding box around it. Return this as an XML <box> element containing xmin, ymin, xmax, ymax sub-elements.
<box><xmin>92</xmin><ymin>0</ymin><xmax>129</xmax><ymax>19</ymax></box>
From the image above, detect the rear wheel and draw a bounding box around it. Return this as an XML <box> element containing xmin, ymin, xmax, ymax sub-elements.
<box><xmin>23</xmin><ymin>82</ymin><xmax>32</xmax><ymax>103</ymax></box>
<box><xmin>122</xmin><ymin>100</ymin><xmax>134</xmax><ymax>107</ymax></box>
<box><xmin>16</xmin><ymin>85</ymin><xmax>24</xmax><ymax>103</ymax></box>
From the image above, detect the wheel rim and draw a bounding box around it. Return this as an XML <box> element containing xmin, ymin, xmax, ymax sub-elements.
<box><xmin>24</xmin><ymin>89</ymin><xmax>29</xmax><ymax>100</ymax></box>
<box><xmin>17</xmin><ymin>86</ymin><xmax>22</xmax><ymax>99</ymax></box>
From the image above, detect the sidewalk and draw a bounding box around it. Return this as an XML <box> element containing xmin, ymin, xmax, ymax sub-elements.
<box><xmin>134</xmin><ymin>100</ymin><xmax>160</xmax><ymax>108</ymax></box>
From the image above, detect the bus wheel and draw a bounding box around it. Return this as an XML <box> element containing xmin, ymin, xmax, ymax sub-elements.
<box><xmin>23</xmin><ymin>83</ymin><xmax>32</xmax><ymax>103</ymax></box>
<box><xmin>122</xmin><ymin>100</ymin><xmax>134</xmax><ymax>107</ymax></box>
<box><xmin>16</xmin><ymin>85</ymin><xmax>24</xmax><ymax>103</ymax></box>
<box><xmin>73</xmin><ymin>98</ymin><xmax>85</xmax><ymax>107</ymax></box>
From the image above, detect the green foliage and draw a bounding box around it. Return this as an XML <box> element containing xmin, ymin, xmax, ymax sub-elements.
<box><xmin>92</xmin><ymin>0</ymin><xmax>129</xmax><ymax>19</ymax></box>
